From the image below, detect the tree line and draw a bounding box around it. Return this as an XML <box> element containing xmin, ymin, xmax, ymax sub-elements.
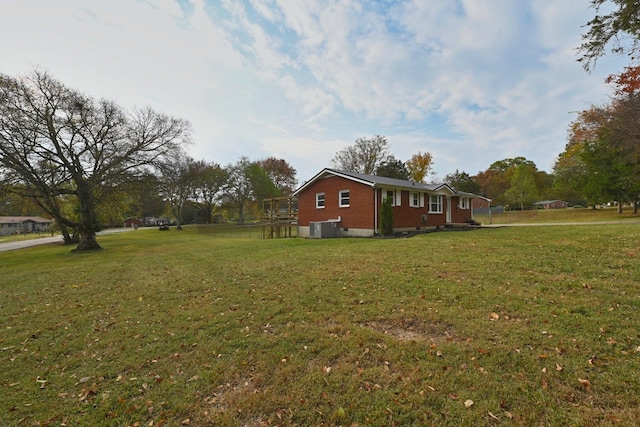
<box><xmin>3</xmin><ymin>1</ymin><xmax>640</xmax><ymax>251</ymax></box>
<box><xmin>0</xmin><ymin>69</ymin><xmax>635</xmax><ymax>254</ymax></box>
<box><xmin>0</xmin><ymin>70</ymin><xmax>296</xmax><ymax>251</ymax></box>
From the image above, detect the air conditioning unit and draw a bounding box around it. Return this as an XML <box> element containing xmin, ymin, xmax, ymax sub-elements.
<box><xmin>309</xmin><ymin>221</ymin><xmax>339</xmax><ymax>238</ymax></box>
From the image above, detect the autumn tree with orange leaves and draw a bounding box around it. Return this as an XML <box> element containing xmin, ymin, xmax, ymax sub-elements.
<box><xmin>555</xmin><ymin>65</ymin><xmax>640</xmax><ymax>211</ymax></box>
<box><xmin>405</xmin><ymin>151</ymin><xmax>433</xmax><ymax>183</ymax></box>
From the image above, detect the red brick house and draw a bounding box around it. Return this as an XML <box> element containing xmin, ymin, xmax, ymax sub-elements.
<box><xmin>123</xmin><ymin>217</ymin><xmax>143</xmax><ymax>228</ymax></box>
<box><xmin>293</xmin><ymin>169</ymin><xmax>486</xmax><ymax>237</ymax></box>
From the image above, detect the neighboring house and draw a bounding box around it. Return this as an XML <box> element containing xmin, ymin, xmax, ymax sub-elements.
<box><xmin>534</xmin><ymin>200</ymin><xmax>568</xmax><ymax>209</ymax></box>
<box><xmin>0</xmin><ymin>216</ymin><xmax>53</xmax><ymax>236</ymax></box>
<box><xmin>293</xmin><ymin>168</ymin><xmax>487</xmax><ymax>238</ymax></box>
<box><xmin>123</xmin><ymin>217</ymin><xmax>143</xmax><ymax>228</ymax></box>
<box><xmin>144</xmin><ymin>217</ymin><xmax>171</xmax><ymax>226</ymax></box>
<box><xmin>144</xmin><ymin>217</ymin><xmax>160</xmax><ymax>226</ymax></box>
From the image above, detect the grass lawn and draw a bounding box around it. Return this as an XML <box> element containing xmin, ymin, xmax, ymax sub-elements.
<box><xmin>1</xmin><ymin>224</ymin><xmax>639</xmax><ymax>426</ymax></box>
<box><xmin>474</xmin><ymin>206</ymin><xmax>640</xmax><ymax>225</ymax></box>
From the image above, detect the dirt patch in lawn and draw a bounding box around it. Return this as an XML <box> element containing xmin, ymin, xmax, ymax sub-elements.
<box><xmin>363</xmin><ymin>318</ymin><xmax>458</xmax><ymax>343</ymax></box>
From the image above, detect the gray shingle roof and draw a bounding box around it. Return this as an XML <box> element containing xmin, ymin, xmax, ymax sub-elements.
<box><xmin>0</xmin><ymin>216</ymin><xmax>52</xmax><ymax>224</ymax></box>
<box><xmin>294</xmin><ymin>168</ymin><xmax>462</xmax><ymax>195</ymax></box>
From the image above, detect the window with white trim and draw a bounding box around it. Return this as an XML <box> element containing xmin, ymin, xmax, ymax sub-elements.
<box><xmin>409</xmin><ymin>192</ymin><xmax>425</xmax><ymax>208</ymax></box>
<box><xmin>339</xmin><ymin>189</ymin><xmax>350</xmax><ymax>207</ymax></box>
<box><xmin>410</xmin><ymin>191</ymin><xmax>419</xmax><ymax>207</ymax></box>
<box><xmin>429</xmin><ymin>195</ymin><xmax>443</xmax><ymax>213</ymax></box>
<box><xmin>316</xmin><ymin>192</ymin><xmax>325</xmax><ymax>208</ymax></box>
<box><xmin>459</xmin><ymin>197</ymin><xmax>470</xmax><ymax>209</ymax></box>
<box><xmin>384</xmin><ymin>189</ymin><xmax>396</xmax><ymax>206</ymax></box>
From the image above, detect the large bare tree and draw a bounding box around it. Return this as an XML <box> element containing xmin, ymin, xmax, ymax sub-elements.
<box><xmin>0</xmin><ymin>70</ymin><xmax>191</xmax><ymax>251</ymax></box>
<box><xmin>330</xmin><ymin>135</ymin><xmax>391</xmax><ymax>175</ymax></box>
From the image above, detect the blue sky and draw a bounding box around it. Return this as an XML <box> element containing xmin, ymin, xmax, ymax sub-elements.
<box><xmin>0</xmin><ymin>0</ymin><xmax>629</xmax><ymax>184</ymax></box>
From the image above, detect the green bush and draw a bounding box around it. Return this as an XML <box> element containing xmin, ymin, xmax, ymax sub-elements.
<box><xmin>380</xmin><ymin>196</ymin><xmax>393</xmax><ymax>236</ymax></box>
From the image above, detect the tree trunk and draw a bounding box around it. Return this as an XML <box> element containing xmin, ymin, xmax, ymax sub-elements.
<box><xmin>73</xmin><ymin>187</ymin><xmax>102</xmax><ymax>251</ymax></box>
<box><xmin>73</xmin><ymin>230</ymin><xmax>102</xmax><ymax>252</ymax></box>
<box><xmin>174</xmin><ymin>209</ymin><xmax>183</xmax><ymax>230</ymax></box>
<box><xmin>237</xmin><ymin>203</ymin><xmax>245</xmax><ymax>225</ymax></box>
<box><xmin>59</xmin><ymin>224</ymin><xmax>79</xmax><ymax>245</ymax></box>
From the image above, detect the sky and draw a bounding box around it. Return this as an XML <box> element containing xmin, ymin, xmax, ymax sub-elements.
<box><xmin>0</xmin><ymin>0</ymin><xmax>630</xmax><ymax>185</ymax></box>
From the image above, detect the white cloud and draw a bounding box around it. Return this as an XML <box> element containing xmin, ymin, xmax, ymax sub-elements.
<box><xmin>0</xmin><ymin>0</ymin><xmax>631</xmax><ymax>183</ymax></box>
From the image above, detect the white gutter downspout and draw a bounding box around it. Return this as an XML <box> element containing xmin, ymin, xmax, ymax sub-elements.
<box><xmin>326</xmin><ymin>216</ymin><xmax>341</xmax><ymax>223</ymax></box>
<box><xmin>374</xmin><ymin>187</ymin><xmax>378</xmax><ymax>235</ymax></box>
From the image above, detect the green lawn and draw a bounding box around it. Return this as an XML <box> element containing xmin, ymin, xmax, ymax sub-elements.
<box><xmin>474</xmin><ymin>206</ymin><xmax>640</xmax><ymax>225</ymax></box>
<box><xmin>1</xmin><ymin>224</ymin><xmax>639</xmax><ymax>426</ymax></box>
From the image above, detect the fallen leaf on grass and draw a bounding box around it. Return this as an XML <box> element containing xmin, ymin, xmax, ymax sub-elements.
<box><xmin>488</xmin><ymin>411</ymin><xmax>499</xmax><ymax>420</ymax></box>
<box><xmin>78</xmin><ymin>388</ymin><xmax>96</xmax><ymax>402</ymax></box>
<box><xmin>578</xmin><ymin>378</ymin><xmax>592</xmax><ymax>391</ymax></box>
<box><xmin>464</xmin><ymin>399</ymin><xmax>474</xmax><ymax>408</ymax></box>
<box><xmin>490</xmin><ymin>312</ymin><xmax>499</xmax><ymax>321</ymax></box>
<box><xmin>556</xmin><ymin>363</ymin><xmax>563</xmax><ymax>371</ymax></box>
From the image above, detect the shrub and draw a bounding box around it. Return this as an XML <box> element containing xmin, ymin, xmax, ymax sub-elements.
<box><xmin>380</xmin><ymin>196</ymin><xmax>393</xmax><ymax>236</ymax></box>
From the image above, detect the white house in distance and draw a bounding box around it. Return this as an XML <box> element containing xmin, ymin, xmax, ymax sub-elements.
<box><xmin>0</xmin><ymin>216</ymin><xmax>53</xmax><ymax>236</ymax></box>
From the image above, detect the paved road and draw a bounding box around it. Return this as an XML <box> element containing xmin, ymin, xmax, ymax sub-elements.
<box><xmin>0</xmin><ymin>228</ymin><xmax>139</xmax><ymax>252</ymax></box>
<box><xmin>482</xmin><ymin>220</ymin><xmax>640</xmax><ymax>227</ymax></box>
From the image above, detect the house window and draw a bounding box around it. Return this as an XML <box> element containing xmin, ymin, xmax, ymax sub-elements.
<box><xmin>459</xmin><ymin>197</ymin><xmax>469</xmax><ymax>209</ymax></box>
<box><xmin>339</xmin><ymin>190</ymin><xmax>350</xmax><ymax>207</ymax></box>
<box><xmin>410</xmin><ymin>192</ymin><xmax>419</xmax><ymax>207</ymax></box>
<box><xmin>316</xmin><ymin>192</ymin><xmax>325</xmax><ymax>208</ymax></box>
<box><xmin>429</xmin><ymin>195</ymin><xmax>443</xmax><ymax>213</ymax></box>
<box><xmin>385</xmin><ymin>190</ymin><xmax>394</xmax><ymax>206</ymax></box>
<box><xmin>409</xmin><ymin>192</ymin><xmax>424</xmax><ymax>208</ymax></box>
<box><xmin>384</xmin><ymin>189</ymin><xmax>400</xmax><ymax>206</ymax></box>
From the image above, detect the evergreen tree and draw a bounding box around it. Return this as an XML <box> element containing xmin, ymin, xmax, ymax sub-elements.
<box><xmin>380</xmin><ymin>195</ymin><xmax>393</xmax><ymax>236</ymax></box>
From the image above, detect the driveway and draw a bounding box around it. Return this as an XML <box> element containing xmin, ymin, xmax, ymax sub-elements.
<box><xmin>482</xmin><ymin>220</ymin><xmax>640</xmax><ymax>227</ymax></box>
<box><xmin>0</xmin><ymin>228</ymin><xmax>139</xmax><ymax>252</ymax></box>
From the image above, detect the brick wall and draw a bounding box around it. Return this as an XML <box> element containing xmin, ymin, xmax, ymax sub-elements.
<box><xmin>298</xmin><ymin>176</ymin><xmax>476</xmax><ymax>232</ymax></box>
<box><xmin>297</xmin><ymin>176</ymin><xmax>375</xmax><ymax>229</ymax></box>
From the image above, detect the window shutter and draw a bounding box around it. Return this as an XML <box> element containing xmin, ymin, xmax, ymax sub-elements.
<box><xmin>419</xmin><ymin>193</ymin><xmax>424</xmax><ymax>208</ymax></box>
<box><xmin>395</xmin><ymin>190</ymin><xmax>401</xmax><ymax>206</ymax></box>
